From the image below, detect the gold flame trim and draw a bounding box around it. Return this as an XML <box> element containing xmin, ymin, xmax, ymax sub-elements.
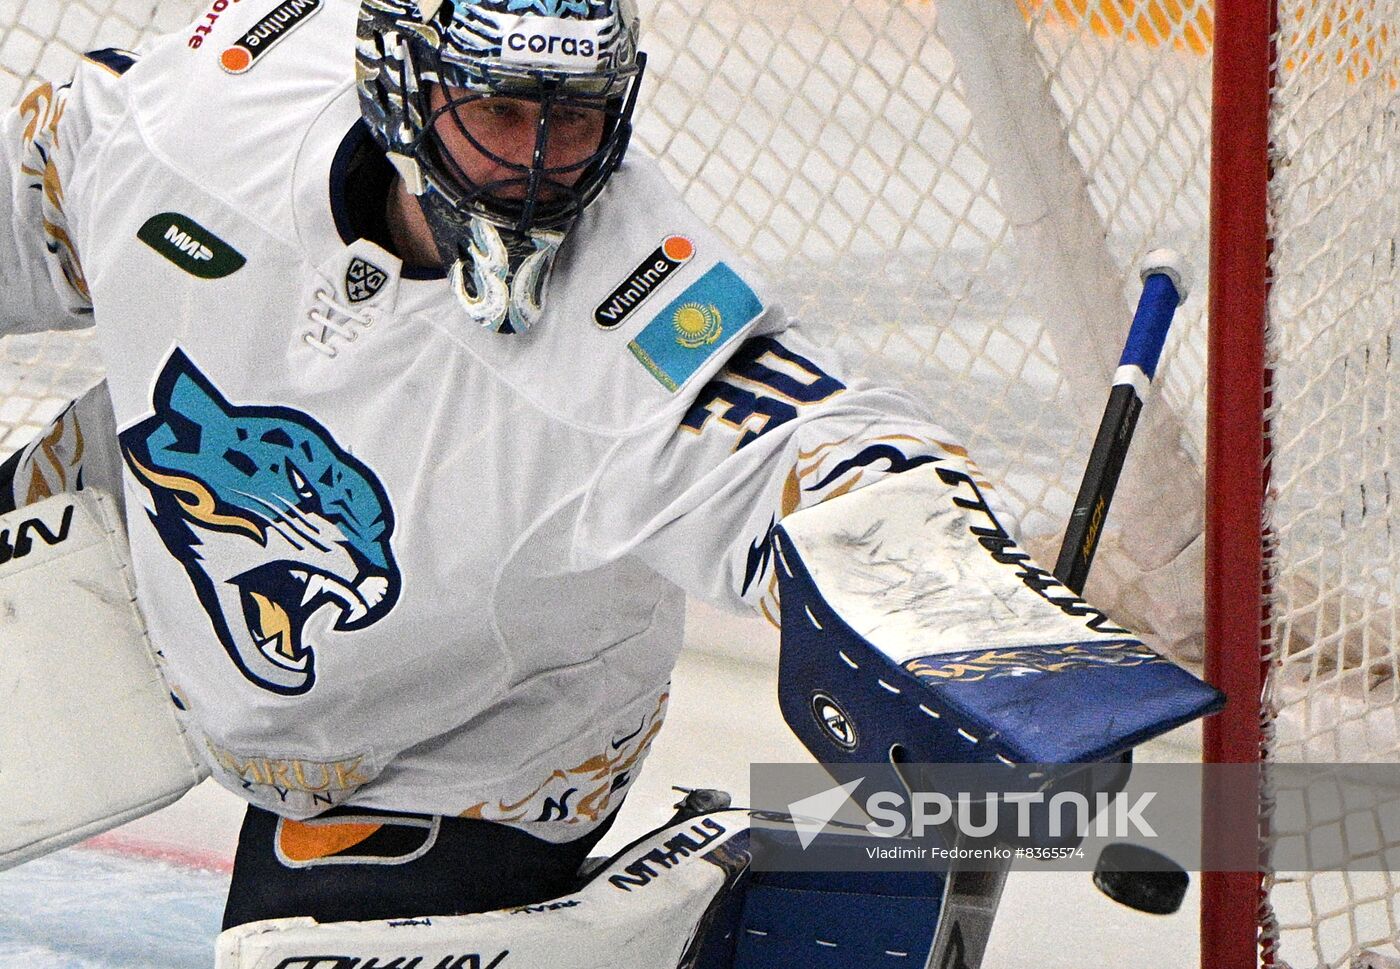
<box><xmin>905</xmin><ymin>642</ymin><xmax>1166</xmax><ymax>683</ymax></box>
<box><xmin>126</xmin><ymin>452</ymin><xmax>264</xmax><ymax>540</ymax></box>
<box><xmin>459</xmin><ymin>692</ymin><xmax>669</xmax><ymax>826</ymax></box>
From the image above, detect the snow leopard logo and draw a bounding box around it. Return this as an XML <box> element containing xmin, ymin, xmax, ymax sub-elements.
<box><xmin>119</xmin><ymin>349</ymin><xmax>400</xmax><ymax>694</ymax></box>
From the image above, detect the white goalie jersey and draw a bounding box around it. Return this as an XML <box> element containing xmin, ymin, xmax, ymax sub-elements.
<box><xmin>0</xmin><ymin>0</ymin><xmax>1209</xmax><ymax>844</ymax></box>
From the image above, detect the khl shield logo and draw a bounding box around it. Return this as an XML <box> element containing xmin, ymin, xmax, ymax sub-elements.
<box><xmin>345</xmin><ymin>256</ymin><xmax>388</xmax><ymax>304</ymax></box>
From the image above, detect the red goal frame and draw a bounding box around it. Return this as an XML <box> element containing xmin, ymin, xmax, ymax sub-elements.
<box><xmin>1204</xmin><ymin>0</ymin><xmax>1277</xmax><ymax>966</ymax></box>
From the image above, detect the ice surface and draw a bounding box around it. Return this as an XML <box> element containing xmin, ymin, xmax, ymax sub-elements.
<box><xmin>0</xmin><ymin>850</ymin><xmax>225</xmax><ymax>968</ymax></box>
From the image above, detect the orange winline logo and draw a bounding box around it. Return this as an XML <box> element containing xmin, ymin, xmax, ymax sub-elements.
<box><xmin>594</xmin><ymin>235</ymin><xmax>695</xmax><ymax>329</ymax></box>
<box><xmin>219</xmin><ymin>0</ymin><xmax>322</xmax><ymax>74</ymax></box>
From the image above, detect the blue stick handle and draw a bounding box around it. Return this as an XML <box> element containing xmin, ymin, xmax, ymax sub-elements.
<box><xmin>1119</xmin><ymin>275</ymin><xmax>1180</xmax><ymax>381</ymax></box>
<box><xmin>1114</xmin><ymin>253</ymin><xmax>1181</xmax><ymax>389</ymax></box>
<box><xmin>1114</xmin><ymin>249</ymin><xmax>1189</xmax><ymax>393</ymax></box>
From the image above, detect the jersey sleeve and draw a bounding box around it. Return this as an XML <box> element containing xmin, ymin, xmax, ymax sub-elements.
<box><xmin>576</xmin><ymin>317</ymin><xmax>988</xmax><ymax>624</ymax></box>
<box><xmin>0</xmin><ymin>49</ymin><xmax>135</xmax><ymax>336</ymax></box>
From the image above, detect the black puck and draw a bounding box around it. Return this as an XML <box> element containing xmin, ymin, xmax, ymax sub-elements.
<box><xmin>1092</xmin><ymin>842</ymin><xmax>1189</xmax><ymax>914</ymax></box>
<box><xmin>669</xmin><ymin>788</ymin><xmax>732</xmax><ymax>823</ymax></box>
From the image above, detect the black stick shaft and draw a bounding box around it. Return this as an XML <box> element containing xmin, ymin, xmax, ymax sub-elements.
<box><xmin>1053</xmin><ymin>384</ymin><xmax>1143</xmax><ymax>594</ymax></box>
<box><xmin>1052</xmin><ymin>268</ymin><xmax>1183</xmax><ymax>595</ymax></box>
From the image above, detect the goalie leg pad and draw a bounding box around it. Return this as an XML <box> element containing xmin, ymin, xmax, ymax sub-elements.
<box><xmin>0</xmin><ymin>490</ymin><xmax>205</xmax><ymax>870</ymax></box>
<box><xmin>216</xmin><ymin>808</ymin><xmax>756</xmax><ymax>969</ymax></box>
<box><xmin>217</xmin><ymin>804</ymin><xmax>949</xmax><ymax>969</ymax></box>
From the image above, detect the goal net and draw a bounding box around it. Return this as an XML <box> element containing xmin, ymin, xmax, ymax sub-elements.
<box><xmin>0</xmin><ymin>1</ymin><xmax>1394</xmax><ymax>966</ymax></box>
<box><xmin>1208</xmin><ymin>2</ymin><xmax>1399</xmax><ymax>968</ymax></box>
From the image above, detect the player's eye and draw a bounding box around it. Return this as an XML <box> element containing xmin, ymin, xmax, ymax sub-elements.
<box><xmin>555</xmin><ymin>106</ymin><xmax>594</xmax><ymax>128</ymax></box>
<box><xmin>462</xmin><ymin>96</ymin><xmax>529</xmax><ymax>125</ymax></box>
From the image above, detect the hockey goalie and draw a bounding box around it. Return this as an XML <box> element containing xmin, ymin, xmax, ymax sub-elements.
<box><xmin>0</xmin><ymin>0</ymin><xmax>1222</xmax><ymax>965</ymax></box>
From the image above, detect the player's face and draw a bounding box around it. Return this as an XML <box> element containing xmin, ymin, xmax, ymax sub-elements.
<box><xmin>428</xmin><ymin>86</ymin><xmax>607</xmax><ymax>202</ymax></box>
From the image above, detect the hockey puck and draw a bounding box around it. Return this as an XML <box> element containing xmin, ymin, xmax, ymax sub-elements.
<box><xmin>1092</xmin><ymin>842</ymin><xmax>1189</xmax><ymax>914</ymax></box>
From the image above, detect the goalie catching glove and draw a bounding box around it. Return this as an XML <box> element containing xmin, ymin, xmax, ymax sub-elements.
<box><xmin>0</xmin><ymin>386</ymin><xmax>206</xmax><ymax>870</ymax></box>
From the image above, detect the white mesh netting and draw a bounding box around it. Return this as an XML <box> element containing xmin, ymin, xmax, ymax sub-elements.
<box><xmin>1262</xmin><ymin>3</ymin><xmax>1400</xmax><ymax>967</ymax></box>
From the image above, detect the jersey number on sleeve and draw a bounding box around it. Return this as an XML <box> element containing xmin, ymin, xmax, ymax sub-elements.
<box><xmin>680</xmin><ymin>336</ymin><xmax>845</xmax><ymax>450</ymax></box>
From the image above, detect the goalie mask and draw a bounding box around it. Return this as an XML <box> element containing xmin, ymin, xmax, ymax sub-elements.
<box><xmin>357</xmin><ymin>0</ymin><xmax>645</xmax><ymax>334</ymax></box>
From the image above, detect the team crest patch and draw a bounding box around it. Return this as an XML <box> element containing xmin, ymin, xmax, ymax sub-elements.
<box><xmin>594</xmin><ymin>235</ymin><xmax>694</xmax><ymax>330</ymax></box>
<box><xmin>627</xmin><ymin>262</ymin><xmax>762</xmax><ymax>392</ymax></box>
<box><xmin>219</xmin><ymin>0</ymin><xmax>320</xmax><ymax>74</ymax></box>
<box><xmin>345</xmin><ymin>256</ymin><xmax>388</xmax><ymax>303</ymax></box>
<box><xmin>119</xmin><ymin>349</ymin><xmax>400</xmax><ymax>695</ymax></box>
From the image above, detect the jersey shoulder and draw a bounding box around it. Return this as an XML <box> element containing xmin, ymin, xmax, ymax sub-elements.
<box><xmin>102</xmin><ymin>0</ymin><xmax>357</xmax><ymax>235</ymax></box>
<box><xmin>475</xmin><ymin>152</ymin><xmax>786</xmax><ymax>437</ymax></box>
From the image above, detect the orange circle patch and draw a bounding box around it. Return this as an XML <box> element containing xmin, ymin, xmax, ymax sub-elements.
<box><xmin>662</xmin><ymin>235</ymin><xmax>694</xmax><ymax>262</ymax></box>
<box><xmin>220</xmin><ymin>46</ymin><xmax>253</xmax><ymax>73</ymax></box>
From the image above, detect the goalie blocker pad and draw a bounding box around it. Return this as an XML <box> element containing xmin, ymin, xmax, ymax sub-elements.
<box><xmin>772</xmin><ymin>463</ymin><xmax>1224</xmax><ymax>767</ymax></box>
<box><xmin>217</xmin><ymin>804</ymin><xmax>945</xmax><ymax>969</ymax></box>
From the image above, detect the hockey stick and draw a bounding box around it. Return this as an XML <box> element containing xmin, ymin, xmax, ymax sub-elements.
<box><xmin>1054</xmin><ymin>248</ymin><xmax>1196</xmax><ymax>918</ymax></box>
<box><xmin>1053</xmin><ymin>249</ymin><xmax>1189</xmax><ymax>594</ymax></box>
<box><xmin>923</xmin><ymin>249</ymin><xmax>1190</xmax><ymax>969</ymax></box>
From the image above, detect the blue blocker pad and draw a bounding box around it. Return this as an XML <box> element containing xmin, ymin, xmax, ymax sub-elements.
<box><xmin>768</xmin><ymin>466</ymin><xmax>1224</xmax><ymax>768</ymax></box>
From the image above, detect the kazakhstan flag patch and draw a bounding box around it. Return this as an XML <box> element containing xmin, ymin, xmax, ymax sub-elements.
<box><xmin>628</xmin><ymin>262</ymin><xmax>762</xmax><ymax>391</ymax></box>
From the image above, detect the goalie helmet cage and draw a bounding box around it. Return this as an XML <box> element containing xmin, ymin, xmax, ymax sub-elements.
<box><xmin>0</xmin><ymin>1</ymin><xmax>1395</xmax><ymax>966</ymax></box>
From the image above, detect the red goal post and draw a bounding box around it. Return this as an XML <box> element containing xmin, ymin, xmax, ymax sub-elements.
<box><xmin>1208</xmin><ymin>0</ymin><xmax>1398</xmax><ymax>966</ymax></box>
<box><xmin>1204</xmin><ymin>0</ymin><xmax>1272</xmax><ymax>964</ymax></box>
